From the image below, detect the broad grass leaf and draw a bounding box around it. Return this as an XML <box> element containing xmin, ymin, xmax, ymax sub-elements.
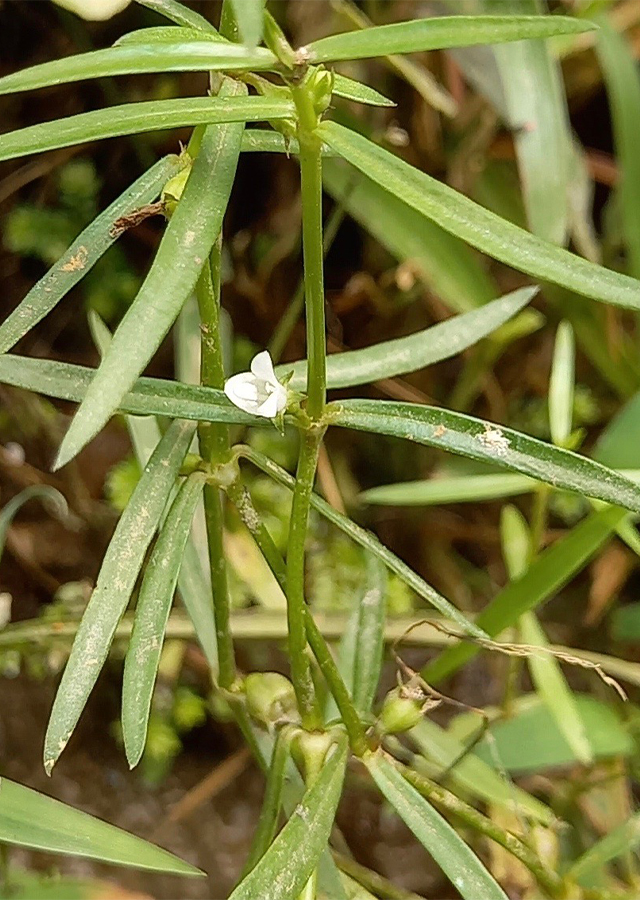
<box><xmin>43</xmin><ymin>419</ymin><xmax>195</xmax><ymax>774</ymax></box>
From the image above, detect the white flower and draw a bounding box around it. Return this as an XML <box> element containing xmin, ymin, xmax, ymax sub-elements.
<box><xmin>224</xmin><ymin>351</ymin><xmax>288</xmax><ymax>419</ymax></box>
<box><xmin>53</xmin><ymin>0</ymin><xmax>131</xmax><ymax>20</ymax></box>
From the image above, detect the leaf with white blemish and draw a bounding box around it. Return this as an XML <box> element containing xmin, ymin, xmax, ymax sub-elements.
<box><xmin>122</xmin><ymin>472</ymin><xmax>205</xmax><ymax>768</ymax></box>
<box><xmin>44</xmin><ymin>420</ymin><xmax>194</xmax><ymax>775</ymax></box>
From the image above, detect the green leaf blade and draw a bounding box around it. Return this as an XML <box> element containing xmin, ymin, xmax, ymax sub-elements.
<box><xmin>331</xmin><ymin>73</ymin><xmax>396</xmax><ymax>107</ymax></box>
<box><xmin>318</xmin><ymin>121</ymin><xmax>640</xmax><ymax>311</ymax></box>
<box><xmin>362</xmin><ymin>473</ymin><xmax>536</xmax><ymax>506</ymax></box>
<box><xmin>122</xmin><ymin>473</ymin><xmax>205</xmax><ymax>768</ymax></box>
<box><xmin>351</xmin><ymin>556</ymin><xmax>387</xmax><ymax>717</ymax></box>
<box><xmin>43</xmin><ymin>419</ymin><xmax>195</xmax><ymax>775</ymax></box>
<box><xmin>308</xmin><ymin>15</ymin><xmax>595</xmax><ymax>63</ymax></box>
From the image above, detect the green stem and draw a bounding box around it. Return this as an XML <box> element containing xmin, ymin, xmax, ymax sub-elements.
<box><xmin>394</xmin><ymin>760</ymin><xmax>565</xmax><ymax>898</ymax></box>
<box><xmin>196</xmin><ymin>245</ymin><xmax>235</xmax><ymax>688</ymax></box>
<box><xmin>227</xmin><ymin>473</ymin><xmax>368</xmax><ymax>754</ymax></box>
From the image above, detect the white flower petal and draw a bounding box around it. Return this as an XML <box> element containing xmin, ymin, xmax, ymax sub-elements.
<box><xmin>257</xmin><ymin>392</ymin><xmax>281</xmax><ymax>419</ymax></box>
<box><xmin>224</xmin><ymin>373</ymin><xmax>261</xmax><ymax>414</ymax></box>
<box><xmin>250</xmin><ymin>350</ymin><xmax>278</xmax><ymax>383</ymax></box>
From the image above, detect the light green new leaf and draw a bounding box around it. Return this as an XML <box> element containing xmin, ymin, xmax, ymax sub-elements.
<box><xmin>242</xmin><ymin>727</ymin><xmax>292</xmax><ymax>875</ymax></box>
<box><xmin>595</xmin><ymin>15</ymin><xmax>640</xmax><ymax>279</ymax></box>
<box><xmin>322</xmin><ymin>156</ymin><xmax>496</xmax><ymax>314</ymax></box>
<box><xmin>549</xmin><ymin>320</ymin><xmax>575</xmax><ymax>447</ymax></box>
<box><xmin>0</xmin><ymin>95</ymin><xmax>293</xmax><ymax>164</ymax></box>
<box><xmin>0</xmin><ymin>43</ymin><xmax>276</xmax><ymax>96</ymax></box>
<box><xmin>331</xmin><ymin>73</ymin><xmax>396</xmax><ymax>107</ymax></box>
<box><xmin>0</xmin><ymin>154</ymin><xmax>186</xmax><ymax>355</ymax></box>
<box><xmin>0</xmin><ymin>778</ymin><xmax>202</xmax><ymax>875</ymax></box>
<box><xmin>351</xmin><ymin>555</ymin><xmax>387</xmax><ymax>716</ymax></box>
<box><xmin>134</xmin><ymin>0</ymin><xmax>217</xmax><ymax>32</ymax></box>
<box><xmin>409</xmin><ymin>719</ymin><xmax>553</xmax><ymax>824</ymax></box>
<box><xmin>43</xmin><ymin>419</ymin><xmax>195</xmax><ymax>775</ymax></box>
<box><xmin>307</xmin><ymin>15</ymin><xmax>595</xmax><ymax>63</ymax></box>
<box><xmin>333</xmin><ymin>399</ymin><xmax>640</xmax><ymax>513</ymax></box>
<box><xmin>318</xmin><ymin>122</ymin><xmax>640</xmax><ymax>311</ymax></box>
<box><xmin>423</xmin><ymin>504</ymin><xmax>626</xmax><ymax>684</ymax></box>
<box><xmin>362</xmin><ymin>473</ymin><xmax>535</xmax><ymax>506</ymax></box>
<box><xmin>0</xmin><ymin>485</ymin><xmax>68</xmax><ymax>560</ymax></box>
<box><xmin>569</xmin><ymin>811</ymin><xmax>640</xmax><ymax>886</ymax></box>
<box><xmin>230</xmin><ymin>0</ymin><xmax>264</xmax><ymax>47</ymax></box>
<box><xmin>0</xmin><ymin>355</ymin><xmax>254</xmax><ymax>425</ymax></box>
<box><xmin>282</xmin><ymin>287</ymin><xmax>536</xmax><ymax>391</ymax></box>
<box><xmin>241</xmin><ymin>447</ymin><xmax>487</xmax><ymax>639</ymax></box>
<box><xmin>365</xmin><ymin>753</ymin><xmax>508</xmax><ymax>900</ymax></box>
<box><xmin>55</xmin><ymin>79</ymin><xmax>247</xmax><ymax>470</ymax></box>
<box><xmin>122</xmin><ymin>473</ymin><xmax>205</xmax><ymax>768</ymax></box>
<box><xmin>228</xmin><ymin>738</ymin><xmax>348</xmax><ymax>900</ymax></box>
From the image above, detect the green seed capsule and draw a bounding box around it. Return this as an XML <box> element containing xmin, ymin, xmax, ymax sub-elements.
<box><xmin>379</xmin><ymin>689</ymin><xmax>423</xmax><ymax>734</ymax></box>
<box><xmin>244</xmin><ymin>671</ymin><xmax>298</xmax><ymax>726</ymax></box>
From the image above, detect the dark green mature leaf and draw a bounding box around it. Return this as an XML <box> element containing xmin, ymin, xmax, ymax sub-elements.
<box><xmin>122</xmin><ymin>473</ymin><xmax>205</xmax><ymax>768</ymax></box>
<box><xmin>0</xmin><ymin>778</ymin><xmax>202</xmax><ymax>875</ymax></box>
<box><xmin>55</xmin><ymin>79</ymin><xmax>247</xmax><ymax>469</ymax></box>
<box><xmin>0</xmin><ymin>154</ymin><xmax>186</xmax><ymax>355</ymax></box>
<box><xmin>241</xmin><ymin>447</ymin><xmax>486</xmax><ymax>639</ymax></box>
<box><xmin>423</xmin><ymin>505</ymin><xmax>626</xmax><ymax>684</ymax></box>
<box><xmin>365</xmin><ymin>753</ymin><xmax>508</xmax><ymax>900</ymax></box>
<box><xmin>0</xmin><ymin>95</ymin><xmax>293</xmax><ymax>163</ymax></box>
<box><xmin>281</xmin><ymin>287</ymin><xmax>536</xmax><ymax>390</ymax></box>
<box><xmin>0</xmin><ymin>43</ymin><xmax>276</xmax><ymax>97</ymax></box>
<box><xmin>333</xmin><ymin>399</ymin><xmax>640</xmax><ymax>513</ymax></box>
<box><xmin>307</xmin><ymin>15</ymin><xmax>595</xmax><ymax>63</ymax></box>
<box><xmin>228</xmin><ymin>738</ymin><xmax>348</xmax><ymax>900</ymax></box>
<box><xmin>318</xmin><ymin>122</ymin><xmax>640</xmax><ymax>310</ymax></box>
<box><xmin>134</xmin><ymin>0</ymin><xmax>217</xmax><ymax>32</ymax></box>
<box><xmin>0</xmin><ymin>355</ymin><xmax>254</xmax><ymax>424</ymax></box>
<box><xmin>44</xmin><ymin>420</ymin><xmax>195</xmax><ymax>775</ymax></box>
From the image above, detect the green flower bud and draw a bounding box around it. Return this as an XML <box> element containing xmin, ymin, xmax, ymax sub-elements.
<box><xmin>244</xmin><ymin>672</ymin><xmax>298</xmax><ymax>725</ymax></box>
<box><xmin>290</xmin><ymin>729</ymin><xmax>333</xmax><ymax>780</ymax></box>
<box><xmin>308</xmin><ymin>66</ymin><xmax>334</xmax><ymax>116</ymax></box>
<box><xmin>161</xmin><ymin>162</ymin><xmax>191</xmax><ymax>218</ymax></box>
<box><xmin>378</xmin><ymin>688</ymin><xmax>423</xmax><ymax>735</ymax></box>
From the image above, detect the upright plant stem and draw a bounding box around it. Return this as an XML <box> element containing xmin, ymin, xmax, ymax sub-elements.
<box><xmin>197</xmin><ymin>243</ymin><xmax>236</xmax><ymax>688</ymax></box>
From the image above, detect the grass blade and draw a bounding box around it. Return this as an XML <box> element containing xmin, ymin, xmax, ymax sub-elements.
<box><xmin>0</xmin><ymin>486</ymin><xmax>67</xmax><ymax>561</ymax></box>
<box><xmin>43</xmin><ymin>419</ymin><xmax>195</xmax><ymax>775</ymax></box>
<box><xmin>0</xmin><ymin>95</ymin><xmax>292</xmax><ymax>163</ymax></box>
<box><xmin>322</xmin><ymin>156</ymin><xmax>496</xmax><ymax>314</ymax></box>
<box><xmin>334</xmin><ymin>399</ymin><xmax>640</xmax><ymax>513</ymax></box>
<box><xmin>318</xmin><ymin>121</ymin><xmax>640</xmax><ymax>311</ymax></box>
<box><xmin>362</xmin><ymin>473</ymin><xmax>535</xmax><ymax>506</ymax></box>
<box><xmin>569</xmin><ymin>811</ymin><xmax>640</xmax><ymax>886</ymax></box>
<box><xmin>308</xmin><ymin>15</ymin><xmax>595</xmax><ymax>63</ymax></box>
<box><xmin>423</xmin><ymin>504</ymin><xmax>626</xmax><ymax>684</ymax></box>
<box><xmin>0</xmin><ymin>43</ymin><xmax>275</xmax><ymax>96</ymax></box>
<box><xmin>548</xmin><ymin>320</ymin><xmax>575</xmax><ymax>447</ymax></box>
<box><xmin>54</xmin><ymin>79</ymin><xmax>246</xmax><ymax>469</ymax></box>
<box><xmin>365</xmin><ymin>753</ymin><xmax>508</xmax><ymax>900</ymax></box>
<box><xmin>0</xmin><ymin>778</ymin><xmax>203</xmax><ymax>875</ymax></box>
<box><xmin>595</xmin><ymin>14</ymin><xmax>640</xmax><ymax>279</ymax></box>
<box><xmin>0</xmin><ymin>154</ymin><xmax>186</xmax><ymax>355</ymax></box>
<box><xmin>240</xmin><ymin>447</ymin><xmax>486</xmax><ymax>639</ymax></box>
<box><xmin>228</xmin><ymin>738</ymin><xmax>348</xmax><ymax>900</ymax></box>
<box><xmin>122</xmin><ymin>473</ymin><xmax>205</xmax><ymax>768</ymax></box>
<box><xmin>282</xmin><ymin>287</ymin><xmax>536</xmax><ymax>390</ymax></box>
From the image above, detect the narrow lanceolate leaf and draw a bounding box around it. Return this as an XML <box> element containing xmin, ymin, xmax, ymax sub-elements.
<box><xmin>333</xmin><ymin>399</ymin><xmax>640</xmax><ymax>513</ymax></box>
<box><xmin>0</xmin><ymin>355</ymin><xmax>255</xmax><ymax>426</ymax></box>
<box><xmin>331</xmin><ymin>73</ymin><xmax>396</xmax><ymax>107</ymax></box>
<box><xmin>362</xmin><ymin>473</ymin><xmax>536</xmax><ymax>506</ymax></box>
<box><xmin>423</xmin><ymin>505</ymin><xmax>626</xmax><ymax>684</ymax></box>
<box><xmin>122</xmin><ymin>473</ymin><xmax>205</xmax><ymax>768</ymax></box>
<box><xmin>0</xmin><ymin>778</ymin><xmax>203</xmax><ymax>876</ymax></box>
<box><xmin>409</xmin><ymin>719</ymin><xmax>553</xmax><ymax>824</ymax></box>
<box><xmin>318</xmin><ymin>122</ymin><xmax>640</xmax><ymax>311</ymax></box>
<box><xmin>0</xmin><ymin>95</ymin><xmax>293</xmax><ymax>163</ymax></box>
<box><xmin>549</xmin><ymin>320</ymin><xmax>575</xmax><ymax>447</ymax></box>
<box><xmin>307</xmin><ymin>15</ymin><xmax>595</xmax><ymax>63</ymax></box>
<box><xmin>569</xmin><ymin>811</ymin><xmax>640</xmax><ymax>886</ymax></box>
<box><xmin>241</xmin><ymin>447</ymin><xmax>487</xmax><ymax>639</ymax></box>
<box><xmin>281</xmin><ymin>287</ymin><xmax>536</xmax><ymax>391</ymax></box>
<box><xmin>595</xmin><ymin>15</ymin><xmax>640</xmax><ymax>279</ymax></box>
<box><xmin>54</xmin><ymin>79</ymin><xmax>247</xmax><ymax>470</ymax></box>
<box><xmin>322</xmin><ymin>156</ymin><xmax>496</xmax><ymax>314</ymax></box>
<box><xmin>0</xmin><ymin>486</ymin><xmax>67</xmax><ymax>560</ymax></box>
<box><xmin>134</xmin><ymin>0</ymin><xmax>218</xmax><ymax>32</ymax></box>
<box><xmin>0</xmin><ymin>154</ymin><xmax>186</xmax><ymax>355</ymax></box>
<box><xmin>230</xmin><ymin>0</ymin><xmax>264</xmax><ymax>47</ymax></box>
<box><xmin>44</xmin><ymin>420</ymin><xmax>195</xmax><ymax>775</ymax></box>
<box><xmin>0</xmin><ymin>43</ymin><xmax>276</xmax><ymax>96</ymax></box>
<box><xmin>228</xmin><ymin>738</ymin><xmax>348</xmax><ymax>900</ymax></box>
<box><xmin>351</xmin><ymin>556</ymin><xmax>387</xmax><ymax>717</ymax></box>
<box><xmin>365</xmin><ymin>754</ymin><xmax>508</xmax><ymax>900</ymax></box>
